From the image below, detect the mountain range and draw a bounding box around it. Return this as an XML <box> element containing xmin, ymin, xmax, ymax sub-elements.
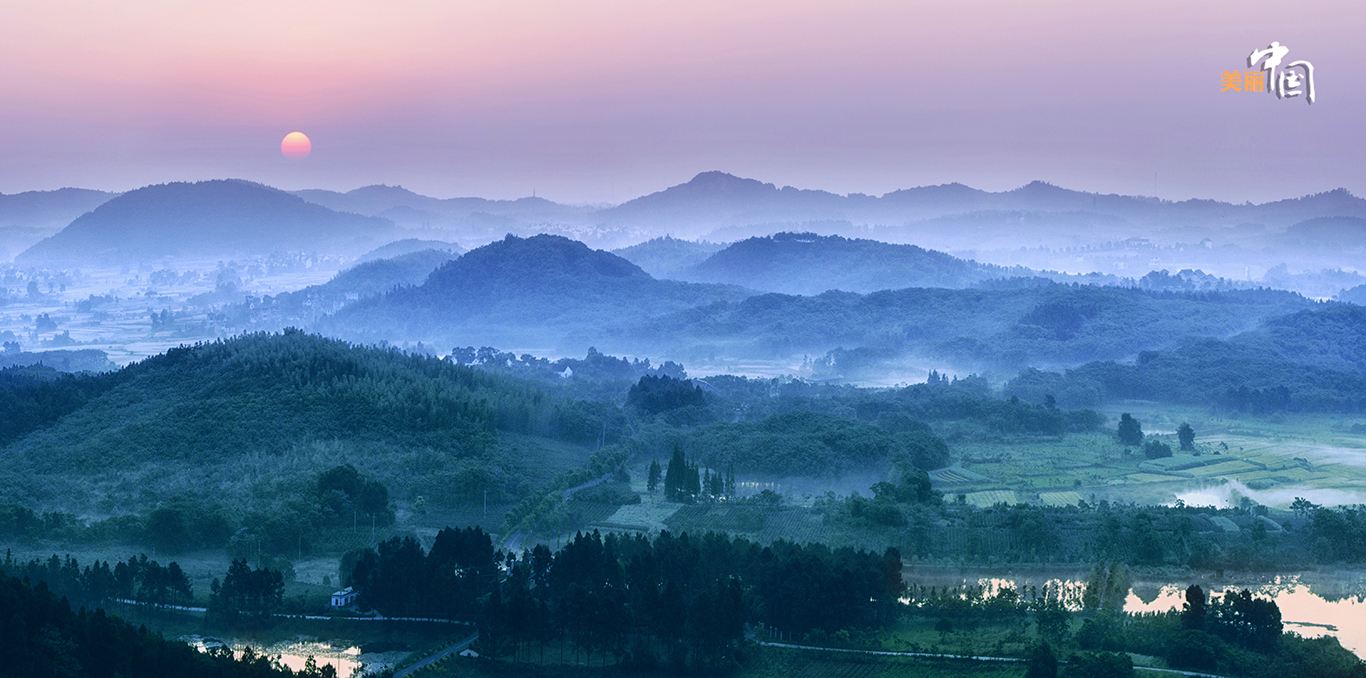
<box><xmin>10</xmin><ymin>171</ymin><xmax>1366</xmax><ymax>274</ymax></box>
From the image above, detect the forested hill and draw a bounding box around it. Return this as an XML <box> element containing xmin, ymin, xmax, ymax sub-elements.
<box><xmin>228</xmin><ymin>248</ymin><xmax>461</xmax><ymax>328</ymax></box>
<box><xmin>684</xmin><ymin>232</ymin><xmax>1017</xmax><ymax>293</ymax></box>
<box><xmin>320</xmin><ymin>234</ymin><xmax>750</xmax><ymax>347</ymax></box>
<box><xmin>1006</xmin><ymin>303</ymin><xmax>1366</xmax><ymax>412</ymax></box>
<box><xmin>0</xmin><ymin>331</ymin><xmax>607</xmax><ymax>511</ymax></box>
<box><xmin>18</xmin><ymin>180</ymin><xmax>394</xmax><ymax>264</ymax></box>
<box><xmin>635</xmin><ymin>282</ymin><xmax>1314</xmax><ymax>366</ymax></box>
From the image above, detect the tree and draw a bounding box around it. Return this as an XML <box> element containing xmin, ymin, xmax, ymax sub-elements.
<box><xmin>209</xmin><ymin>559</ymin><xmax>284</xmax><ymax>624</ymax></box>
<box><xmin>1068</xmin><ymin>651</ymin><xmax>1133</xmax><ymax>677</ymax></box>
<box><xmin>1117</xmin><ymin>413</ymin><xmax>1143</xmax><ymax>446</ymax></box>
<box><xmin>647</xmin><ymin>460</ymin><xmax>662</xmax><ymax>493</ymax></box>
<box><xmin>1035</xmin><ymin>600</ymin><xmax>1069</xmax><ymax>643</ymax></box>
<box><xmin>626</xmin><ymin>375</ymin><xmax>704</xmax><ymax>415</ymax></box>
<box><xmin>1166</xmin><ymin>630</ymin><xmax>1218</xmax><ymax>672</ymax></box>
<box><xmin>1025</xmin><ymin>642</ymin><xmax>1058</xmax><ymax>678</ymax></box>
<box><xmin>146</xmin><ymin>507</ymin><xmax>190</xmax><ymax>553</ymax></box>
<box><xmin>1143</xmin><ymin>439</ymin><xmax>1173</xmax><ymax>459</ymax></box>
<box><xmin>664</xmin><ymin>446</ymin><xmax>687</xmax><ymax>501</ymax></box>
<box><xmin>1181</xmin><ymin>584</ymin><xmax>1206</xmax><ymax>630</ymax></box>
<box><xmin>1177</xmin><ymin>422</ymin><xmax>1195</xmax><ymax>451</ymax></box>
<box><xmin>1290</xmin><ymin>497</ymin><xmax>1319</xmax><ymax>518</ymax></box>
<box><xmin>1209</xmin><ymin>588</ymin><xmax>1282</xmax><ymax>651</ymax></box>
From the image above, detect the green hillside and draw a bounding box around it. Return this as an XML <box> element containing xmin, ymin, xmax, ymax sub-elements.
<box><xmin>0</xmin><ymin>331</ymin><xmax>605</xmax><ymax>514</ymax></box>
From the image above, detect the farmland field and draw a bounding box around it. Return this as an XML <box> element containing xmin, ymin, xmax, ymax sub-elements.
<box><xmin>935</xmin><ymin>405</ymin><xmax>1366</xmax><ymax>509</ymax></box>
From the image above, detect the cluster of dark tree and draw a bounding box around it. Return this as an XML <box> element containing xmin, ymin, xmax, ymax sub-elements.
<box><xmin>0</xmin><ymin>571</ymin><xmax>333</xmax><ymax>678</ymax></box>
<box><xmin>344</xmin><ymin>527</ymin><xmax>903</xmax><ymax>672</ymax></box>
<box><xmin>1114</xmin><ymin>413</ymin><xmax>1191</xmax><ymax>458</ymax></box>
<box><xmin>1006</xmin><ymin>305</ymin><xmax>1366</xmax><ymax>412</ymax></box>
<box><xmin>627</xmin><ymin>375</ymin><xmax>706</xmax><ymax>416</ymax></box>
<box><xmin>819</xmin><ymin>466</ymin><xmax>942</xmax><ymax>528</ymax></box>
<box><xmin>0</xmin><ymin>551</ymin><xmax>191</xmax><ymax>608</ymax></box>
<box><xmin>452</xmin><ymin>345</ymin><xmax>685</xmax><ymax>392</ymax></box>
<box><xmin>701</xmin><ymin>372</ymin><xmax>1104</xmax><ymax>439</ymax></box>
<box><xmin>1301</xmin><ymin>501</ymin><xmax>1366</xmax><ymax>562</ymax></box>
<box><xmin>2</xmin><ymin>464</ymin><xmax>396</xmax><ymax>562</ymax></box>
<box><xmin>0</xmin><ymin>502</ymin><xmax>139</xmax><ymax>543</ymax></box>
<box><xmin>312</xmin><ymin>464</ymin><xmax>394</xmax><ymax>527</ymax></box>
<box><xmin>343</xmin><ymin>526</ymin><xmax>500</xmax><ymax>619</ymax></box>
<box><xmin>215</xmin><ymin>463</ymin><xmax>395</xmax><ymax>558</ymax></box>
<box><xmin>208</xmin><ymin>559</ymin><xmax>286</xmax><ymax>625</ymax></box>
<box><xmin>656</xmin><ymin>446</ymin><xmax>735</xmax><ymax>502</ymax></box>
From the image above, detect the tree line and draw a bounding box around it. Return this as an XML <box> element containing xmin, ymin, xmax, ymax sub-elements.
<box><xmin>342</xmin><ymin>527</ymin><xmax>904</xmax><ymax>672</ymax></box>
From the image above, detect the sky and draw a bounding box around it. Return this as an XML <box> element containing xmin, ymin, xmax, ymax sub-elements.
<box><xmin>1</xmin><ymin>0</ymin><xmax>1363</xmax><ymax>203</ymax></box>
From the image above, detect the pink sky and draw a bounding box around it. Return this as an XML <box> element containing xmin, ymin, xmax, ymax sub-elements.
<box><xmin>1</xmin><ymin>0</ymin><xmax>1362</xmax><ymax>202</ymax></box>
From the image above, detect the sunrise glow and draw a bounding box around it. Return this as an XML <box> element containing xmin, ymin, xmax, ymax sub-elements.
<box><xmin>280</xmin><ymin>131</ymin><xmax>312</xmax><ymax>159</ymax></box>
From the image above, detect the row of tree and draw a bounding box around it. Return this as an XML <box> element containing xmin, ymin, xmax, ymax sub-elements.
<box><xmin>655</xmin><ymin>447</ymin><xmax>736</xmax><ymax>502</ymax></box>
<box><xmin>0</xmin><ymin>551</ymin><xmax>192</xmax><ymax>608</ymax></box>
<box><xmin>343</xmin><ymin>528</ymin><xmax>904</xmax><ymax>671</ymax></box>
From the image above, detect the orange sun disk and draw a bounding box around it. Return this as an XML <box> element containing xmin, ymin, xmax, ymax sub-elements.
<box><xmin>281</xmin><ymin>131</ymin><xmax>312</xmax><ymax>159</ymax></box>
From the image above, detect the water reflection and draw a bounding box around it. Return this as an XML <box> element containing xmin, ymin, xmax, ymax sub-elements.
<box><xmin>184</xmin><ymin>636</ymin><xmax>379</xmax><ymax>677</ymax></box>
<box><xmin>1125</xmin><ymin>579</ymin><xmax>1366</xmax><ymax>658</ymax></box>
<box><xmin>903</xmin><ymin>570</ymin><xmax>1366</xmax><ymax>659</ymax></box>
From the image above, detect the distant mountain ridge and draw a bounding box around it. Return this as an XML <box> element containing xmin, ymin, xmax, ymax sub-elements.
<box><xmin>682</xmin><ymin>232</ymin><xmax>1019</xmax><ymax>294</ymax></box>
<box><xmin>0</xmin><ymin>188</ymin><xmax>115</xmax><ymax>230</ymax></box>
<box><xmin>321</xmin><ymin>234</ymin><xmax>749</xmax><ymax>348</ymax></box>
<box><xmin>18</xmin><ymin>180</ymin><xmax>394</xmax><ymax>264</ymax></box>
<box><xmin>598</xmin><ymin>172</ymin><xmax>1366</xmax><ymax>235</ymax></box>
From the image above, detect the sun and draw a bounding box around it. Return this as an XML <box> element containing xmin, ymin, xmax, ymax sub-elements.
<box><xmin>280</xmin><ymin>131</ymin><xmax>312</xmax><ymax>159</ymax></box>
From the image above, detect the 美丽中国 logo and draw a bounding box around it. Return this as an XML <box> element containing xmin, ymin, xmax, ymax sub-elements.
<box><xmin>1221</xmin><ymin>42</ymin><xmax>1315</xmax><ymax>104</ymax></box>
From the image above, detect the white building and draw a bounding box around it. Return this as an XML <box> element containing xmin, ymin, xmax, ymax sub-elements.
<box><xmin>330</xmin><ymin>586</ymin><xmax>357</xmax><ymax>608</ymax></box>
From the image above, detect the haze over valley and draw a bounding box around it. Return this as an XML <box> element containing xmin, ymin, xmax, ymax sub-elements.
<box><xmin>7</xmin><ymin>2</ymin><xmax>1366</xmax><ymax>676</ymax></box>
